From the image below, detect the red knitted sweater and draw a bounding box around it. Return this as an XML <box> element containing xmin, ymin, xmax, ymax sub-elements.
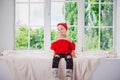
<box><xmin>51</xmin><ymin>39</ymin><xmax>75</xmax><ymax>54</ymax></box>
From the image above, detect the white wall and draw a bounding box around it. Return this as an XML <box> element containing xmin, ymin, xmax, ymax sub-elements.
<box><xmin>116</xmin><ymin>0</ymin><xmax>120</xmax><ymax>57</ymax></box>
<box><xmin>0</xmin><ymin>0</ymin><xmax>14</xmax><ymax>50</ymax></box>
<box><xmin>88</xmin><ymin>58</ymin><xmax>120</xmax><ymax>80</ymax></box>
<box><xmin>0</xmin><ymin>59</ymin><xmax>12</xmax><ymax>80</ymax></box>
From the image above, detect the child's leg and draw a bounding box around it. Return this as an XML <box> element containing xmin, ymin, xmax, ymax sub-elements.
<box><xmin>52</xmin><ymin>55</ymin><xmax>61</xmax><ymax>78</ymax></box>
<box><xmin>52</xmin><ymin>54</ymin><xmax>61</xmax><ymax>68</ymax></box>
<box><xmin>65</xmin><ymin>54</ymin><xmax>73</xmax><ymax>78</ymax></box>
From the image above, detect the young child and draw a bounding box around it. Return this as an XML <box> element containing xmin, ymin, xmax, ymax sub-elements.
<box><xmin>51</xmin><ymin>22</ymin><xmax>77</xmax><ymax>80</ymax></box>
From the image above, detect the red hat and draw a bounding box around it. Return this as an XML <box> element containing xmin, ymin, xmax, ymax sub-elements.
<box><xmin>57</xmin><ymin>23</ymin><xmax>68</xmax><ymax>30</ymax></box>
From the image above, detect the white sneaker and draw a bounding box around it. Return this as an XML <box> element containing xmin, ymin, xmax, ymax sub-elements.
<box><xmin>66</xmin><ymin>69</ymin><xmax>72</xmax><ymax>77</ymax></box>
<box><xmin>54</xmin><ymin>77</ymin><xmax>59</xmax><ymax>80</ymax></box>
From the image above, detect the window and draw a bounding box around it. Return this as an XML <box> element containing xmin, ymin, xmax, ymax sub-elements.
<box><xmin>15</xmin><ymin>0</ymin><xmax>115</xmax><ymax>52</ymax></box>
<box><xmin>15</xmin><ymin>0</ymin><xmax>44</xmax><ymax>50</ymax></box>
<box><xmin>84</xmin><ymin>0</ymin><xmax>114</xmax><ymax>51</ymax></box>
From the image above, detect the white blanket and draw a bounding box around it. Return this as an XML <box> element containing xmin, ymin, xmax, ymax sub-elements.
<box><xmin>0</xmin><ymin>50</ymin><xmax>116</xmax><ymax>80</ymax></box>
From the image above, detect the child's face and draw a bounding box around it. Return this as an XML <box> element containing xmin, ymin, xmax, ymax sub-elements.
<box><xmin>57</xmin><ymin>25</ymin><xmax>67</xmax><ymax>35</ymax></box>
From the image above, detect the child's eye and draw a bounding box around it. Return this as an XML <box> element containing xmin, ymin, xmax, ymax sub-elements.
<box><xmin>61</xmin><ymin>28</ymin><xmax>63</xmax><ymax>30</ymax></box>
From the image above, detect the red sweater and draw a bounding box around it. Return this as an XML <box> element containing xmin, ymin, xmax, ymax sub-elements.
<box><xmin>51</xmin><ymin>39</ymin><xmax>75</xmax><ymax>54</ymax></box>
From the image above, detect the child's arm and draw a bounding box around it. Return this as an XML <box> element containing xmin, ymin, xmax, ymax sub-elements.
<box><xmin>66</xmin><ymin>37</ymin><xmax>77</xmax><ymax>58</ymax></box>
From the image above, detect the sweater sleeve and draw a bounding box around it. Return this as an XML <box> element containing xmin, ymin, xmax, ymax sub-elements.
<box><xmin>51</xmin><ymin>42</ymin><xmax>56</xmax><ymax>50</ymax></box>
<box><xmin>71</xmin><ymin>42</ymin><xmax>75</xmax><ymax>50</ymax></box>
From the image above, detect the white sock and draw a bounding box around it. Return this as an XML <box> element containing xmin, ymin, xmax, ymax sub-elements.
<box><xmin>52</xmin><ymin>68</ymin><xmax>59</xmax><ymax>78</ymax></box>
<box><xmin>66</xmin><ymin>77</ymin><xmax>72</xmax><ymax>80</ymax></box>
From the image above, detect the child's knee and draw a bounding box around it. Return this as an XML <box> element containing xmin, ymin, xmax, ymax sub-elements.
<box><xmin>54</xmin><ymin>54</ymin><xmax>60</xmax><ymax>58</ymax></box>
<box><xmin>66</xmin><ymin>55</ymin><xmax>72</xmax><ymax>59</ymax></box>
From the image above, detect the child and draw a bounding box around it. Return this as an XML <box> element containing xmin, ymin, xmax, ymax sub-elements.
<box><xmin>51</xmin><ymin>22</ymin><xmax>77</xmax><ymax>80</ymax></box>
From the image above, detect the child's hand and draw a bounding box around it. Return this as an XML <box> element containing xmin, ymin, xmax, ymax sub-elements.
<box><xmin>72</xmin><ymin>54</ymin><xmax>77</xmax><ymax>58</ymax></box>
<box><xmin>71</xmin><ymin>50</ymin><xmax>77</xmax><ymax>58</ymax></box>
<box><xmin>67</xmin><ymin>55</ymin><xmax>72</xmax><ymax>59</ymax></box>
<box><xmin>55</xmin><ymin>54</ymin><xmax>60</xmax><ymax>58</ymax></box>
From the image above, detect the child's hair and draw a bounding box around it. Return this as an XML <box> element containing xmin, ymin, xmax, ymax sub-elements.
<box><xmin>57</xmin><ymin>23</ymin><xmax>68</xmax><ymax>30</ymax></box>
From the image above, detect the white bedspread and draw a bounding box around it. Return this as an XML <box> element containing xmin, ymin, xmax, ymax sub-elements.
<box><xmin>0</xmin><ymin>50</ymin><xmax>116</xmax><ymax>80</ymax></box>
